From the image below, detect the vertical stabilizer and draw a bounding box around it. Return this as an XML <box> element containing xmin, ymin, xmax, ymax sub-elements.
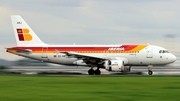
<box><xmin>11</xmin><ymin>15</ymin><xmax>46</xmax><ymax>46</ymax></box>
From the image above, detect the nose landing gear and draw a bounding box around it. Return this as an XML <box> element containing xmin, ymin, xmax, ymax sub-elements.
<box><xmin>148</xmin><ymin>64</ymin><xmax>153</xmax><ymax>75</ymax></box>
<box><xmin>148</xmin><ymin>70</ymin><xmax>153</xmax><ymax>75</ymax></box>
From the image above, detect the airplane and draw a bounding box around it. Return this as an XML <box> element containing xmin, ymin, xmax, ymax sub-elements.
<box><xmin>6</xmin><ymin>15</ymin><xmax>177</xmax><ymax>75</ymax></box>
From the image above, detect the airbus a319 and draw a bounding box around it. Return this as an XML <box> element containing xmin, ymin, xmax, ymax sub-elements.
<box><xmin>7</xmin><ymin>15</ymin><xmax>177</xmax><ymax>75</ymax></box>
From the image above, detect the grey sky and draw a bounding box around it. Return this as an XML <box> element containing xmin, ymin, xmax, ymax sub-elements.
<box><xmin>0</xmin><ymin>0</ymin><xmax>180</xmax><ymax>60</ymax></box>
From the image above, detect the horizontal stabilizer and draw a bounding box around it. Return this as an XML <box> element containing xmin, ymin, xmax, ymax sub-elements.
<box><xmin>6</xmin><ymin>47</ymin><xmax>32</xmax><ymax>54</ymax></box>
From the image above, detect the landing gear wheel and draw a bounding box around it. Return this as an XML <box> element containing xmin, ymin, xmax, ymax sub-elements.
<box><xmin>148</xmin><ymin>70</ymin><xmax>153</xmax><ymax>75</ymax></box>
<box><xmin>94</xmin><ymin>69</ymin><xmax>101</xmax><ymax>75</ymax></box>
<box><xmin>88</xmin><ymin>69</ymin><xmax>95</xmax><ymax>75</ymax></box>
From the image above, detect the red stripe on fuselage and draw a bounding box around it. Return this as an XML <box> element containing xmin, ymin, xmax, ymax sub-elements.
<box><xmin>13</xmin><ymin>45</ymin><xmax>140</xmax><ymax>52</ymax></box>
<box><xmin>123</xmin><ymin>45</ymin><xmax>138</xmax><ymax>51</ymax></box>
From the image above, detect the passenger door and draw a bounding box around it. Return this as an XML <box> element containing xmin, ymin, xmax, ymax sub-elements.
<box><xmin>147</xmin><ymin>47</ymin><xmax>153</xmax><ymax>58</ymax></box>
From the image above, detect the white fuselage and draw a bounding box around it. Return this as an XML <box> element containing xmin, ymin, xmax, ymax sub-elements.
<box><xmin>9</xmin><ymin>45</ymin><xmax>176</xmax><ymax>66</ymax></box>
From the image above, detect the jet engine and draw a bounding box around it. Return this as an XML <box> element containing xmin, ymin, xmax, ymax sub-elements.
<box><xmin>103</xmin><ymin>59</ymin><xmax>131</xmax><ymax>72</ymax></box>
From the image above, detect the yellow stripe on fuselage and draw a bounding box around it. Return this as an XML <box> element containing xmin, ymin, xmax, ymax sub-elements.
<box><xmin>130</xmin><ymin>45</ymin><xmax>148</xmax><ymax>52</ymax></box>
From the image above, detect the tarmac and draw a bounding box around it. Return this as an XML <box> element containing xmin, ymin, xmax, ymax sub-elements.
<box><xmin>2</xmin><ymin>66</ymin><xmax>180</xmax><ymax>75</ymax></box>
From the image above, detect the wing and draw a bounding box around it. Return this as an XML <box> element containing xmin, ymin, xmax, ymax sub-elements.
<box><xmin>61</xmin><ymin>52</ymin><xmax>128</xmax><ymax>66</ymax></box>
<box><xmin>61</xmin><ymin>52</ymin><xmax>108</xmax><ymax>65</ymax></box>
<box><xmin>62</xmin><ymin>52</ymin><xmax>107</xmax><ymax>60</ymax></box>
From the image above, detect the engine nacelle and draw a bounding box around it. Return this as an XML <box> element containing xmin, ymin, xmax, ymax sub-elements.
<box><xmin>103</xmin><ymin>59</ymin><xmax>131</xmax><ymax>72</ymax></box>
<box><xmin>104</xmin><ymin>60</ymin><xmax>124</xmax><ymax>72</ymax></box>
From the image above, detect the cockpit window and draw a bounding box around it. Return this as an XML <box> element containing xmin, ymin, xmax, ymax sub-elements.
<box><xmin>163</xmin><ymin>50</ymin><xmax>169</xmax><ymax>53</ymax></box>
<box><xmin>159</xmin><ymin>50</ymin><xmax>169</xmax><ymax>53</ymax></box>
<box><xmin>159</xmin><ymin>50</ymin><xmax>163</xmax><ymax>53</ymax></box>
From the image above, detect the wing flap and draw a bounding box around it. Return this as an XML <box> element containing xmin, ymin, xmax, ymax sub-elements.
<box><xmin>61</xmin><ymin>52</ymin><xmax>106</xmax><ymax>60</ymax></box>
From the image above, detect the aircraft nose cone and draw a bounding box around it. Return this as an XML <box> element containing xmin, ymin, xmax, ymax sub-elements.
<box><xmin>171</xmin><ymin>54</ymin><xmax>177</xmax><ymax>63</ymax></box>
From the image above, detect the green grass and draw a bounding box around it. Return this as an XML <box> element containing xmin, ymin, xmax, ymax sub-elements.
<box><xmin>0</xmin><ymin>75</ymin><xmax>180</xmax><ymax>101</ymax></box>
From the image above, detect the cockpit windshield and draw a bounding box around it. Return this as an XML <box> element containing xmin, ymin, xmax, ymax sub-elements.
<box><xmin>159</xmin><ymin>50</ymin><xmax>169</xmax><ymax>53</ymax></box>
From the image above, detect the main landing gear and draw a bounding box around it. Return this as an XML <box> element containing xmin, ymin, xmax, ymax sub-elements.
<box><xmin>148</xmin><ymin>64</ymin><xmax>153</xmax><ymax>75</ymax></box>
<box><xmin>88</xmin><ymin>67</ymin><xmax>101</xmax><ymax>75</ymax></box>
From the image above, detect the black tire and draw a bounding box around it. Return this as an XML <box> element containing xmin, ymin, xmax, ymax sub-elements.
<box><xmin>88</xmin><ymin>69</ymin><xmax>95</xmax><ymax>75</ymax></box>
<box><xmin>108</xmin><ymin>67</ymin><xmax>112</xmax><ymax>71</ymax></box>
<box><xmin>148</xmin><ymin>70</ymin><xmax>153</xmax><ymax>75</ymax></box>
<box><xmin>94</xmin><ymin>69</ymin><xmax>101</xmax><ymax>75</ymax></box>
